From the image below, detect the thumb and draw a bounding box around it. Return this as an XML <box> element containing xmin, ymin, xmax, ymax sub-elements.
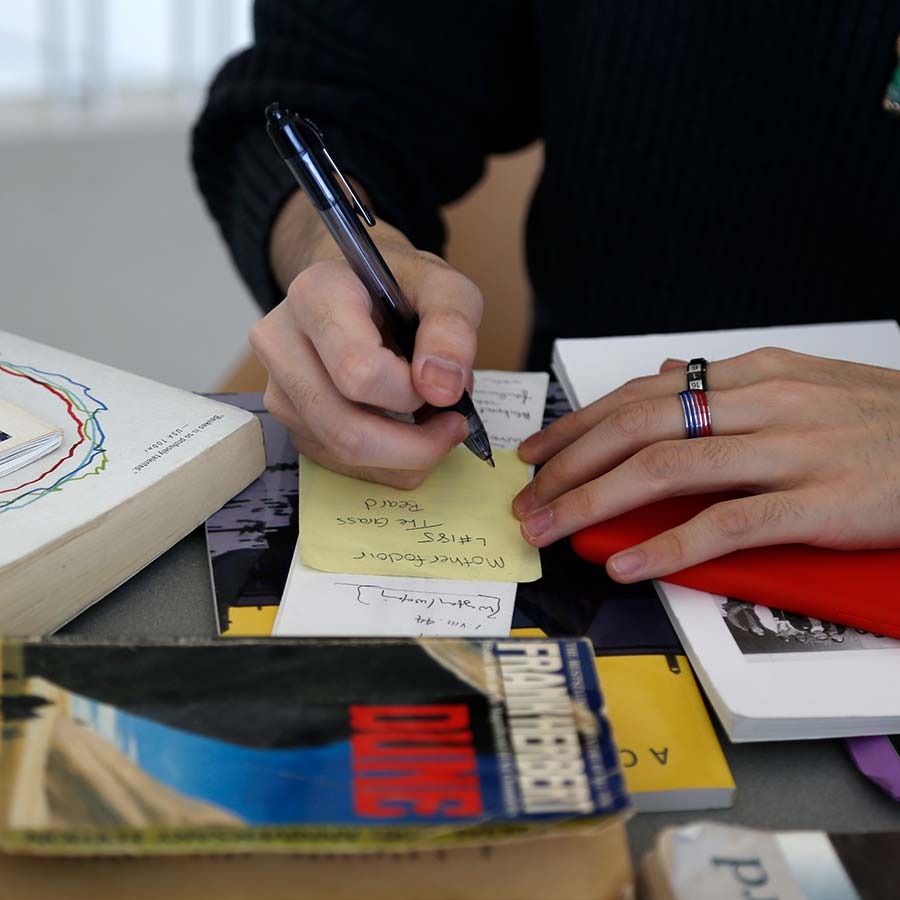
<box><xmin>407</xmin><ymin>259</ymin><xmax>483</xmax><ymax>409</ymax></box>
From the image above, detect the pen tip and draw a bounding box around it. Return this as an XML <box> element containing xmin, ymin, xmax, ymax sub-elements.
<box><xmin>486</xmin><ymin>456</ymin><xmax>495</xmax><ymax>468</ymax></box>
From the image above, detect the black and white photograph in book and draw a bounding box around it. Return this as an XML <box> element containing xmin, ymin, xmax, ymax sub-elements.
<box><xmin>717</xmin><ymin>597</ymin><xmax>900</xmax><ymax>655</ymax></box>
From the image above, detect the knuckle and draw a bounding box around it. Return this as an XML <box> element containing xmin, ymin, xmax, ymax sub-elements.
<box><xmin>708</xmin><ymin>502</ymin><xmax>754</xmax><ymax>540</ymax></box>
<box><xmin>640</xmin><ymin>441</ymin><xmax>692</xmax><ymax>482</ymax></box>
<box><xmin>285</xmin><ymin>264</ymin><xmax>320</xmax><ymax>304</ymax></box>
<box><xmin>334</xmin><ymin>350</ymin><xmax>382</xmax><ymax>402</ymax></box>
<box><xmin>751</xmin><ymin>346</ymin><xmax>794</xmax><ymax>372</ymax></box>
<box><xmin>432</xmin><ymin>306</ymin><xmax>476</xmax><ymax>339</ymax></box>
<box><xmin>389</xmin><ymin>470</ymin><xmax>427</xmax><ymax>491</ymax></box>
<box><xmin>568</xmin><ymin>482</ymin><xmax>601</xmax><ymax>523</ymax></box>
<box><xmin>428</xmin><ymin>266</ymin><xmax>484</xmax><ymax>316</ymax></box>
<box><xmin>700</xmin><ymin>435</ymin><xmax>745</xmax><ymax>470</ymax></box>
<box><xmin>609</xmin><ymin>399</ymin><xmax>653</xmax><ymax>437</ymax></box>
<box><xmin>322</xmin><ymin>420</ymin><xmax>367</xmax><ymax>464</ymax></box>
<box><xmin>415</xmin><ymin>250</ymin><xmax>451</xmax><ymax>269</ymax></box>
<box><xmin>616</xmin><ymin>376</ymin><xmax>652</xmax><ymax>404</ymax></box>
<box><xmin>658</xmin><ymin>529</ymin><xmax>687</xmax><ymax>566</ymax></box>
<box><xmin>247</xmin><ymin>318</ymin><xmax>268</xmax><ymax>353</ymax></box>
<box><xmin>290</xmin><ymin>263</ymin><xmax>370</xmax><ymax>316</ymax></box>
<box><xmin>262</xmin><ymin>384</ymin><xmax>289</xmax><ymax>421</ymax></box>
<box><xmin>759</xmin><ymin>492</ymin><xmax>803</xmax><ymax>529</ymax></box>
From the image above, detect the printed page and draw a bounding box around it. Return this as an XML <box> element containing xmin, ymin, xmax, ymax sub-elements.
<box><xmin>274</xmin><ymin>370</ymin><xmax>548</xmax><ymax>638</ymax></box>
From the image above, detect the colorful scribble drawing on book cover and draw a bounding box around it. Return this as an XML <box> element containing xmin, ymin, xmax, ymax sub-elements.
<box><xmin>0</xmin><ymin>357</ymin><xmax>108</xmax><ymax>513</ymax></box>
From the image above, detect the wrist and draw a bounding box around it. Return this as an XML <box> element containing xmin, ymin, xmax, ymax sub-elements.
<box><xmin>269</xmin><ymin>188</ymin><xmax>417</xmax><ymax>293</ymax></box>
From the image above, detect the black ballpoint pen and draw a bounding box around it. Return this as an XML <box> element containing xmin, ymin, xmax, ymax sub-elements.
<box><xmin>265</xmin><ymin>103</ymin><xmax>494</xmax><ymax>467</ymax></box>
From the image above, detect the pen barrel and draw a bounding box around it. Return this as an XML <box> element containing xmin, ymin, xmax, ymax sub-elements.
<box><xmin>319</xmin><ymin>204</ymin><xmax>419</xmax><ymax>359</ymax></box>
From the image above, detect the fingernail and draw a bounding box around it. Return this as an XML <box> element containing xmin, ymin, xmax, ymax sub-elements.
<box><xmin>609</xmin><ymin>549</ymin><xmax>645</xmax><ymax>579</ymax></box>
<box><xmin>421</xmin><ymin>356</ymin><xmax>464</xmax><ymax>398</ymax></box>
<box><xmin>512</xmin><ymin>481</ymin><xmax>535</xmax><ymax>518</ymax></box>
<box><xmin>522</xmin><ymin>506</ymin><xmax>552</xmax><ymax>540</ymax></box>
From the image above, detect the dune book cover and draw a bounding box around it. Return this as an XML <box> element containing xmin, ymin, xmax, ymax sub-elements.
<box><xmin>0</xmin><ymin>637</ymin><xmax>629</xmax><ymax>856</ymax></box>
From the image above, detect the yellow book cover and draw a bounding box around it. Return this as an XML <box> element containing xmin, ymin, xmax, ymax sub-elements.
<box><xmin>594</xmin><ymin>653</ymin><xmax>734</xmax><ymax>813</ymax></box>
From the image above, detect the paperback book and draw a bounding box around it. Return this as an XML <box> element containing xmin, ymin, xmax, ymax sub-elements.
<box><xmin>0</xmin><ymin>330</ymin><xmax>264</xmax><ymax>635</ymax></box>
<box><xmin>0</xmin><ymin>636</ymin><xmax>632</xmax><ymax>900</ymax></box>
<box><xmin>639</xmin><ymin>821</ymin><xmax>898</xmax><ymax>900</ymax></box>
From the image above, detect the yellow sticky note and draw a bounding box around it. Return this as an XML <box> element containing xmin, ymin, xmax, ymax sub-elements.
<box><xmin>300</xmin><ymin>448</ymin><xmax>541</xmax><ymax>582</ymax></box>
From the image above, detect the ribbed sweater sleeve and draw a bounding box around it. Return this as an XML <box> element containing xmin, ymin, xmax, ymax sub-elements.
<box><xmin>191</xmin><ymin>0</ymin><xmax>540</xmax><ymax>312</ymax></box>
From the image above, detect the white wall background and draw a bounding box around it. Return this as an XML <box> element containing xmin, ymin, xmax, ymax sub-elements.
<box><xmin>0</xmin><ymin>1</ymin><xmax>260</xmax><ymax>391</ymax></box>
<box><xmin>0</xmin><ymin>115</ymin><xmax>260</xmax><ymax>391</ymax></box>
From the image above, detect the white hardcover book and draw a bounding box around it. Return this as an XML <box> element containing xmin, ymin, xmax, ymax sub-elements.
<box><xmin>0</xmin><ymin>330</ymin><xmax>265</xmax><ymax>635</ymax></box>
<box><xmin>552</xmin><ymin>320</ymin><xmax>900</xmax><ymax>741</ymax></box>
<box><xmin>0</xmin><ymin>399</ymin><xmax>63</xmax><ymax>477</ymax></box>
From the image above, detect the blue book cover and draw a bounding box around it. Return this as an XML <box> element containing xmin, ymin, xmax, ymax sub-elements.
<box><xmin>0</xmin><ymin>638</ymin><xmax>629</xmax><ymax>854</ymax></box>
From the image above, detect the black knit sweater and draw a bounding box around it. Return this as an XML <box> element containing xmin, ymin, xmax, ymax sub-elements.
<box><xmin>192</xmin><ymin>1</ymin><xmax>900</xmax><ymax>367</ymax></box>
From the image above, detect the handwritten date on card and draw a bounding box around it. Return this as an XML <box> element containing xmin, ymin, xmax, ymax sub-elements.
<box><xmin>299</xmin><ymin>448</ymin><xmax>541</xmax><ymax>582</ymax></box>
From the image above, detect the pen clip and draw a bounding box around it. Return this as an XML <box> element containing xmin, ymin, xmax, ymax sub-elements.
<box><xmin>319</xmin><ymin>142</ymin><xmax>376</xmax><ymax>227</ymax></box>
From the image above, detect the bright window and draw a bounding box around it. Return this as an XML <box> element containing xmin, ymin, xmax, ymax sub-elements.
<box><xmin>0</xmin><ymin>0</ymin><xmax>252</xmax><ymax>104</ymax></box>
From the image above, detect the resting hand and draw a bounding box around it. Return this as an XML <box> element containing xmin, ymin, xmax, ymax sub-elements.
<box><xmin>512</xmin><ymin>348</ymin><xmax>900</xmax><ymax>581</ymax></box>
<box><xmin>250</xmin><ymin>191</ymin><xmax>482</xmax><ymax>488</ymax></box>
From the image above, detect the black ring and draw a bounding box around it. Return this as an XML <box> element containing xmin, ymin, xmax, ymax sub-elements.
<box><xmin>686</xmin><ymin>357</ymin><xmax>708</xmax><ymax>391</ymax></box>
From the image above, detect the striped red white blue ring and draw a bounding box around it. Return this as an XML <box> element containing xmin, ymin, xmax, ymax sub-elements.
<box><xmin>678</xmin><ymin>389</ymin><xmax>712</xmax><ymax>438</ymax></box>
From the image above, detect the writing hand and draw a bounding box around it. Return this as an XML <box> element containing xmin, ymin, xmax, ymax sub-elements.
<box><xmin>512</xmin><ymin>348</ymin><xmax>900</xmax><ymax>581</ymax></box>
<box><xmin>251</xmin><ymin>191</ymin><xmax>482</xmax><ymax>488</ymax></box>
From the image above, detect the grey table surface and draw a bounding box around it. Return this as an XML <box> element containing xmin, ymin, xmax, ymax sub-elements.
<box><xmin>59</xmin><ymin>526</ymin><xmax>900</xmax><ymax>866</ymax></box>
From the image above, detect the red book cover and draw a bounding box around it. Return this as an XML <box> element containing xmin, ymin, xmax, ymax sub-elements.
<box><xmin>570</xmin><ymin>493</ymin><xmax>900</xmax><ymax>639</ymax></box>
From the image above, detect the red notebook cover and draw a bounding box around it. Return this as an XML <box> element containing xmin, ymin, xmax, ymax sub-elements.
<box><xmin>570</xmin><ymin>493</ymin><xmax>900</xmax><ymax>640</ymax></box>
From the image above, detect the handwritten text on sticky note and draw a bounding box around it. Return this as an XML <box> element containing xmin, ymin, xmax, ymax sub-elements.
<box><xmin>299</xmin><ymin>448</ymin><xmax>541</xmax><ymax>582</ymax></box>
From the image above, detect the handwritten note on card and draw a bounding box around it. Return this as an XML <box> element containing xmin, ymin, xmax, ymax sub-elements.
<box><xmin>275</xmin><ymin>370</ymin><xmax>548</xmax><ymax>638</ymax></box>
<box><xmin>276</xmin><ymin>543</ymin><xmax>518</xmax><ymax>637</ymax></box>
<box><xmin>299</xmin><ymin>448</ymin><xmax>541</xmax><ymax>582</ymax></box>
